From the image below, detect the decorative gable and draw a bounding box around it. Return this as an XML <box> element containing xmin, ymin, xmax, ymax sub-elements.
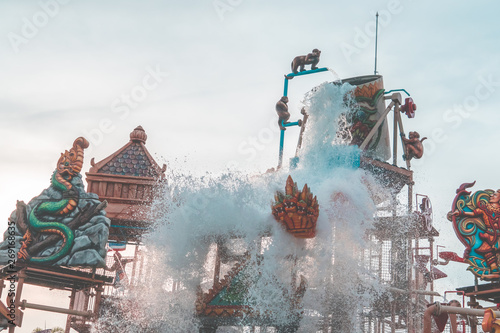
<box><xmin>85</xmin><ymin>126</ymin><xmax>166</xmax><ymax>242</ymax></box>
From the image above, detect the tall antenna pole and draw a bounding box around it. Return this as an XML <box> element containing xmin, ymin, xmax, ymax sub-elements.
<box><xmin>374</xmin><ymin>12</ymin><xmax>379</xmax><ymax>75</ymax></box>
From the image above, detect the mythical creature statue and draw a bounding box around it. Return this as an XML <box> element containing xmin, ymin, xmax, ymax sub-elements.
<box><xmin>402</xmin><ymin>131</ymin><xmax>427</xmax><ymax>160</ymax></box>
<box><xmin>448</xmin><ymin>181</ymin><xmax>500</xmax><ymax>280</ymax></box>
<box><xmin>276</xmin><ymin>96</ymin><xmax>290</xmax><ymax>131</ymax></box>
<box><xmin>18</xmin><ymin>137</ymin><xmax>89</xmax><ymax>264</ymax></box>
<box><xmin>483</xmin><ymin>308</ymin><xmax>500</xmax><ymax>332</ymax></box>
<box><xmin>345</xmin><ymin>76</ymin><xmax>388</xmax><ymax>159</ymax></box>
<box><xmin>272</xmin><ymin>175</ymin><xmax>319</xmax><ymax>238</ymax></box>
<box><xmin>290</xmin><ymin>49</ymin><xmax>321</xmax><ymax>75</ymax></box>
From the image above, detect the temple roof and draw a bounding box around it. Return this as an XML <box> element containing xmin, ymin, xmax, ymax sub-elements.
<box><xmin>85</xmin><ymin>126</ymin><xmax>166</xmax><ymax>242</ymax></box>
<box><xmin>88</xmin><ymin>126</ymin><xmax>165</xmax><ymax>179</ymax></box>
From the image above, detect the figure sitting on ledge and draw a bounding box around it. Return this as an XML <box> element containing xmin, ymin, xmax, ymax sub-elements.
<box><xmin>288</xmin><ymin>49</ymin><xmax>321</xmax><ymax>77</ymax></box>
<box><xmin>402</xmin><ymin>131</ymin><xmax>427</xmax><ymax>160</ymax></box>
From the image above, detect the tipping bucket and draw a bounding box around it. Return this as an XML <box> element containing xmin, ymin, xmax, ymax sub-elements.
<box><xmin>341</xmin><ymin>75</ymin><xmax>391</xmax><ymax>161</ymax></box>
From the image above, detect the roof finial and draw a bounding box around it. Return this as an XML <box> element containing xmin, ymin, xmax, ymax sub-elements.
<box><xmin>130</xmin><ymin>125</ymin><xmax>147</xmax><ymax>144</ymax></box>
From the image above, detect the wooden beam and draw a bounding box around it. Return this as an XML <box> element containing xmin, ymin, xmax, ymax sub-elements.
<box><xmin>360</xmin><ymin>100</ymin><xmax>395</xmax><ymax>151</ymax></box>
<box><xmin>64</xmin><ymin>289</ymin><xmax>76</xmax><ymax>333</ymax></box>
<box><xmin>20</xmin><ymin>300</ymin><xmax>92</xmax><ymax>317</ymax></box>
<box><xmin>464</xmin><ymin>288</ymin><xmax>500</xmax><ymax>297</ymax></box>
<box><xmin>93</xmin><ymin>285</ymin><xmax>104</xmax><ymax>317</ymax></box>
<box><xmin>25</xmin><ymin>267</ymin><xmax>108</xmax><ymax>284</ymax></box>
<box><xmin>86</xmin><ymin>172</ymin><xmax>158</xmax><ymax>183</ymax></box>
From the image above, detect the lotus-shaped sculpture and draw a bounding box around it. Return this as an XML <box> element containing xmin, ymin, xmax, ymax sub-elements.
<box><xmin>272</xmin><ymin>175</ymin><xmax>319</xmax><ymax>238</ymax></box>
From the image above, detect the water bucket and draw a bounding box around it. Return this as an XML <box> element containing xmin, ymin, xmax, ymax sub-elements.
<box><xmin>341</xmin><ymin>75</ymin><xmax>391</xmax><ymax>161</ymax></box>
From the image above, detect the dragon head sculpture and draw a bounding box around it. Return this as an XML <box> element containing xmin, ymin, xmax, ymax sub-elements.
<box><xmin>272</xmin><ymin>175</ymin><xmax>319</xmax><ymax>238</ymax></box>
<box><xmin>57</xmin><ymin>137</ymin><xmax>89</xmax><ymax>178</ymax></box>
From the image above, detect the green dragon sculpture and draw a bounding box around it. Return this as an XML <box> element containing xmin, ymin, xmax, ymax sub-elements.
<box><xmin>18</xmin><ymin>137</ymin><xmax>89</xmax><ymax>264</ymax></box>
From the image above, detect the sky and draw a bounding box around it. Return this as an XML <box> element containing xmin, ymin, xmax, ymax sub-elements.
<box><xmin>0</xmin><ymin>0</ymin><xmax>499</xmax><ymax>331</ymax></box>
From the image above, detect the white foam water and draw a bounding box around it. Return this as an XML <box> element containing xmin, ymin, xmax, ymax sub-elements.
<box><xmin>94</xmin><ymin>82</ymin><xmax>387</xmax><ymax>332</ymax></box>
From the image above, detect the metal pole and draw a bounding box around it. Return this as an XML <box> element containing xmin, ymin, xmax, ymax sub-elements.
<box><xmin>374</xmin><ymin>12</ymin><xmax>379</xmax><ymax>75</ymax></box>
<box><xmin>20</xmin><ymin>300</ymin><xmax>93</xmax><ymax>317</ymax></box>
<box><xmin>391</xmin><ymin>302</ymin><xmax>396</xmax><ymax>333</ymax></box>
<box><xmin>65</xmin><ymin>289</ymin><xmax>76</xmax><ymax>333</ymax></box>
<box><xmin>432</xmin><ymin>303</ymin><xmax>494</xmax><ymax>317</ymax></box>
<box><xmin>430</xmin><ymin>238</ymin><xmax>435</xmax><ymax>304</ymax></box>
<box><xmin>278</xmin><ymin>120</ymin><xmax>302</xmax><ymax>169</ymax></box>
<box><xmin>409</xmin><ymin>238</ymin><xmax>415</xmax><ymax>333</ymax></box>
<box><xmin>395</xmin><ymin>108</ymin><xmax>411</xmax><ymax>170</ymax></box>
<box><xmin>471</xmin><ymin>316</ymin><xmax>478</xmax><ymax>333</ymax></box>
<box><xmin>387</xmin><ymin>287</ymin><xmax>440</xmax><ymax>297</ymax></box>
<box><xmin>278</xmin><ymin>128</ymin><xmax>285</xmax><ymax>169</ymax></box>
<box><xmin>295</xmin><ymin>108</ymin><xmax>308</xmax><ymax>156</ymax></box>
<box><xmin>393</xmin><ymin>101</ymin><xmax>398</xmax><ymax>166</ymax></box>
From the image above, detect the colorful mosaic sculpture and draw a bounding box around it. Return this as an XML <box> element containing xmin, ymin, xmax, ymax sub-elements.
<box><xmin>448</xmin><ymin>181</ymin><xmax>500</xmax><ymax>280</ymax></box>
<box><xmin>272</xmin><ymin>175</ymin><xmax>319</xmax><ymax>238</ymax></box>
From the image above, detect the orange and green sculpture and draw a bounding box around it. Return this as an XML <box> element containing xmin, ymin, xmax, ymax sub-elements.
<box><xmin>483</xmin><ymin>309</ymin><xmax>500</xmax><ymax>332</ymax></box>
<box><xmin>0</xmin><ymin>136</ymin><xmax>111</xmax><ymax>267</ymax></box>
<box><xmin>449</xmin><ymin>181</ymin><xmax>500</xmax><ymax>280</ymax></box>
<box><xmin>18</xmin><ymin>137</ymin><xmax>89</xmax><ymax>264</ymax></box>
<box><xmin>272</xmin><ymin>175</ymin><xmax>319</xmax><ymax>238</ymax></box>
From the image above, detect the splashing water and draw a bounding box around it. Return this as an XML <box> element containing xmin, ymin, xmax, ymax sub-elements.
<box><xmin>326</xmin><ymin>67</ymin><xmax>341</xmax><ymax>81</ymax></box>
<box><xmin>94</xmin><ymin>82</ymin><xmax>388</xmax><ymax>332</ymax></box>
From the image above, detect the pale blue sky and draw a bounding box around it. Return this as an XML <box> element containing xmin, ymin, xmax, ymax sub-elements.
<box><xmin>0</xmin><ymin>0</ymin><xmax>499</xmax><ymax>331</ymax></box>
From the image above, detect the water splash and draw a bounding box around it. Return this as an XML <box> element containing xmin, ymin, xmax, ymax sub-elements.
<box><xmin>326</xmin><ymin>67</ymin><xmax>341</xmax><ymax>82</ymax></box>
<box><xmin>94</xmin><ymin>82</ymin><xmax>386</xmax><ymax>332</ymax></box>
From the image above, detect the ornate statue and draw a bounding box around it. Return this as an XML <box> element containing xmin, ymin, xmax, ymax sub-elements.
<box><xmin>276</xmin><ymin>96</ymin><xmax>290</xmax><ymax>130</ymax></box>
<box><xmin>448</xmin><ymin>181</ymin><xmax>500</xmax><ymax>280</ymax></box>
<box><xmin>0</xmin><ymin>137</ymin><xmax>109</xmax><ymax>267</ymax></box>
<box><xmin>402</xmin><ymin>131</ymin><xmax>427</xmax><ymax>160</ymax></box>
<box><xmin>290</xmin><ymin>49</ymin><xmax>321</xmax><ymax>74</ymax></box>
<box><xmin>272</xmin><ymin>175</ymin><xmax>319</xmax><ymax>238</ymax></box>
<box><xmin>483</xmin><ymin>308</ymin><xmax>500</xmax><ymax>332</ymax></box>
<box><xmin>17</xmin><ymin>138</ymin><xmax>89</xmax><ymax>264</ymax></box>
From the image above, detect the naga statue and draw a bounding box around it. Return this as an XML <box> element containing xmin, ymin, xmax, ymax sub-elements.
<box><xmin>17</xmin><ymin>137</ymin><xmax>90</xmax><ymax>264</ymax></box>
<box><xmin>272</xmin><ymin>175</ymin><xmax>319</xmax><ymax>238</ymax></box>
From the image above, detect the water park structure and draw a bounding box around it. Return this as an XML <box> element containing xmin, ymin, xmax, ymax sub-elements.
<box><xmin>0</xmin><ymin>50</ymin><xmax>498</xmax><ymax>333</ymax></box>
